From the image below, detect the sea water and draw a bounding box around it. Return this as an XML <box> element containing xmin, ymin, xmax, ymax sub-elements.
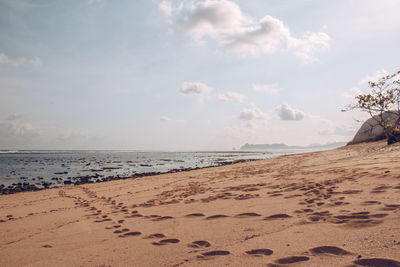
<box><xmin>0</xmin><ymin>150</ymin><xmax>288</xmax><ymax>188</ymax></box>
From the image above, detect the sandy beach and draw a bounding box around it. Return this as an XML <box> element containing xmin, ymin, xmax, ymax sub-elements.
<box><xmin>1</xmin><ymin>141</ymin><xmax>399</xmax><ymax>267</ymax></box>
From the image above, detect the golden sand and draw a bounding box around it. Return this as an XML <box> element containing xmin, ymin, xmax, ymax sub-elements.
<box><xmin>1</xmin><ymin>141</ymin><xmax>399</xmax><ymax>266</ymax></box>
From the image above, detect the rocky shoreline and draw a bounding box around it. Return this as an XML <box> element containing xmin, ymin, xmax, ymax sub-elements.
<box><xmin>0</xmin><ymin>159</ymin><xmax>256</xmax><ymax>195</ymax></box>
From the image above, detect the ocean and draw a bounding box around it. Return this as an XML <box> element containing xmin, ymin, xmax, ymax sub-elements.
<box><xmin>0</xmin><ymin>147</ymin><xmax>331</xmax><ymax>193</ymax></box>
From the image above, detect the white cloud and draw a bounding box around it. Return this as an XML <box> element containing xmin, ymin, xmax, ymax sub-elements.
<box><xmin>158</xmin><ymin>0</ymin><xmax>173</xmax><ymax>17</ymax></box>
<box><xmin>342</xmin><ymin>87</ymin><xmax>362</xmax><ymax>99</ymax></box>
<box><xmin>0</xmin><ymin>53</ymin><xmax>42</xmax><ymax>68</ymax></box>
<box><xmin>0</xmin><ymin>114</ymin><xmax>38</xmax><ymax>138</ymax></box>
<box><xmin>239</xmin><ymin>108</ymin><xmax>267</xmax><ymax>121</ymax></box>
<box><xmin>217</xmin><ymin>91</ymin><xmax>244</xmax><ymax>103</ymax></box>
<box><xmin>319</xmin><ymin>125</ymin><xmax>357</xmax><ymax>137</ymax></box>
<box><xmin>276</xmin><ymin>104</ymin><xmax>305</xmax><ymax>121</ymax></box>
<box><xmin>294</xmin><ymin>51</ymin><xmax>319</xmax><ymax>64</ymax></box>
<box><xmin>344</xmin><ymin>69</ymin><xmax>396</xmax><ymax>100</ymax></box>
<box><xmin>180</xmin><ymin>82</ymin><xmax>212</xmax><ymax>103</ymax></box>
<box><xmin>0</xmin><ymin>117</ymin><xmax>105</xmax><ymax>149</ymax></box>
<box><xmin>56</xmin><ymin>130</ymin><xmax>89</xmax><ymax>142</ymax></box>
<box><xmin>334</xmin><ymin>125</ymin><xmax>357</xmax><ymax>137</ymax></box>
<box><xmin>160</xmin><ymin>116</ymin><xmax>171</xmax><ymax>122</ymax></box>
<box><xmin>163</xmin><ymin>0</ymin><xmax>330</xmax><ymax>60</ymax></box>
<box><xmin>226</xmin><ymin>16</ymin><xmax>330</xmax><ymax>58</ymax></box>
<box><xmin>343</xmin><ymin>69</ymin><xmax>396</xmax><ymax>101</ymax></box>
<box><xmin>359</xmin><ymin>69</ymin><xmax>389</xmax><ymax>85</ymax></box>
<box><xmin>252</xmin><ymin>83</ymin><xmax>279</xmax><ymax>95</ymax></box>
<box><xmin>178</xmin><ymin>0</ymin><xmax>246</xmax><ymax>39</ymax></box>
<box><xmin>0</xmin><ymin>121</ymin><xmax>39</xmax><ymax>138</ymax></box>
<box><xmin>6</xmin><ymin>113</ymin><xmax>25</xmax><ymax>121</ymax></box>
<box><xmin>158</xmin><ymin>0</ymin><xmax>183</xmax><ymax>18</ymax></box>
<box><xmin>180</xmin><ymin>81</ymin><xmax>212</xmax><ymax>95</ymax></box>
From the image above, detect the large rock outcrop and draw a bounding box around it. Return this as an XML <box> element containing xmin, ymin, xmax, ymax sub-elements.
<box><xmin>348</xmin><ymin>112</ymin><xmax>400</xmax><ymax>145</ymax></box>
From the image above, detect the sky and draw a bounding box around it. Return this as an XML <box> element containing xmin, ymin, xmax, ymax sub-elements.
<box><xmin>0</xmin><ymin>0</ymin><xmax>400</xmax><ymax>150</ymax></box>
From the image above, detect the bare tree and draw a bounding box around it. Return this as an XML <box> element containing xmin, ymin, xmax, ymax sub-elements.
<box><xmin>343</xmin><ymin>70</ymin><xmax>400</xmax><ymax>144</ymax></box>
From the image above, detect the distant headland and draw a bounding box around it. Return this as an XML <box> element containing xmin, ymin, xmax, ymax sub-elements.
<box><xmin>239</xmin><ymin>142</ymin><xmax>346</xmax><ymax>150</ymax></box>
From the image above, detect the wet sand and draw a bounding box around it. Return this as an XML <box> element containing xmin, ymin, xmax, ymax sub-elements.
<box><xmin>0</xmin><ymin>141</ymin><xmax>399</xmax><ymax>266</ymax></box>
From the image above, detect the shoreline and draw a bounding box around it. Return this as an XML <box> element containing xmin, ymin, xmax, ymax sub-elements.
<box><xmin>0</xmin><ymin>158</ymin><xmax>261</xmax><ymax>195</ymax></box>
<box><xmin>1</xmin><ymin>141</ymin><xmax>399</xmax><ymax>266</ymax></box>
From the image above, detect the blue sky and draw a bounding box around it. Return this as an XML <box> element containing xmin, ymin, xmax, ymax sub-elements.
<box><xmin>1</xmin><ymin>0</ymin><xmax>400</xmax><ymax>150</ymax></box>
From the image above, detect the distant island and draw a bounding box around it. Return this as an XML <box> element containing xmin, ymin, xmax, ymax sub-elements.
<box><xmin>240</xmin><ymin>142</ymin><xmax>346</xmax><ymax>150</ymax></box>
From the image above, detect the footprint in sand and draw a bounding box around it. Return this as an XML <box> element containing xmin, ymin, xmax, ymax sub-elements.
<box><xmin>201</xmin><ymin>250</ymin><xmax>230</xmax><ymax>256</ymax></box>
<box><xmin>185</xmin><ymin>213</ymin><xmax>205</xmax><ymax>218</ymax></box>
<box><xmin>275</xmin><ymin>256</ymin><xmax>310</xmax><ymax>264</ymax></box>
<box><xmin>205</xmin><ymin>215</ymin><xmax>229</xmax><ymax>220</ymax></box>
<box><xmin>307</xmin><ymin>211</ymin><xmax>332</xmax><ymax>222</ymax></box>
<box><xmin>118</xmin><ymin>231</ymin><xmax>141</xmax><ymax>238</ymax></box>
<box><xmin>309</xmin><ymin>246</ymin><xmax>351</xmax><ymax>255</ymax></box>
<box><xmin>381</xmin><ymin>204</ymin><xmax>400</xmax><ymax>211</ymax></box>
<box><xmin>369</xmin><ymin>213</ymin><xmax>388</xmax><ymax>218</ymax></box>
<box><xmin>188</xmin><ymin>240</ymin><xmax>211</xmax><ymax>248</ymax></box>
<box><xmin>152</xmin><ymin>216</ymin><xmax>174</xmax><ymax>221</ymax></box>
<box><xmin>152</xmin><ymin>239</ymin><xmax>180</xmax><ymax>245</ymax></box>
<box><xmin>372</xmin><ymin>185</ymin><xmax>391</xmax><ymax>193</ymax></box>
<box><xmin>371</xmin><ymin>190</ymin><xmax>387</xmax><ymax>194</ymax></box>
<box><xmin>94</xmin><ymin>218</ymin><xmax>112</xmax><ymax>223</ymax></box>
<box><xmin>342</xmin><ymin>190</ymin><xmax>363</xmax><ymax>194</ymax></box>
<box><xmin>346</xmin><ymin>220</ymin><xmax>383</xmax><ymax>227</ymax></box>
<box><xmin>234</xmin><ymin>194</ymin><xmax>259</xmax><ymax>200</ymax></box>
<box><xmin>125</xmin><ymin>213</ymin><xmax>143</xmax><ymax>218</ymax></box>
<box><xmin>361</xmin><ymin>201</ymin><xmax>381</xmax><ymax>206</ymax></box>
<box><xmin>330</xmin><ymin>212</ymin><xmax>388</xmax><ymax>227</ymax></box>
<box><xmin>145</xmin><ymin>233</ymin><xmax>166</xmax><ymax>239</ymax></box>
<box><xmin>269</xmin><ymin>193</ymin><xmax>283</xmax><ymax>197</ymax></box>
<box><xmin>264</xmin><ymin>214</ymin><xmax>292</xmax><ymax>220</ymax></box>
<box><xmin>331</xmin><ymin>201</ymin><xmax>350</xmax><ymax>206</ymax></box>
<box><xmin>245</xmin><ymin>249</ymin><xmax>273</xmax><ymax>256</ymax></box>
<box><xmin>235</xmin><ymin>213</ymin><xmax>262</xmax><ymax>218</ymax></box>
<box><xmin>145</xmin><ymin>215</ymin><xmax>160</xmax><ymax>219</ymax></box>
<box><xmin>354</xmin><ymin>258</ymin><xmax>400</xmax><ymax>267</ymax></box>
